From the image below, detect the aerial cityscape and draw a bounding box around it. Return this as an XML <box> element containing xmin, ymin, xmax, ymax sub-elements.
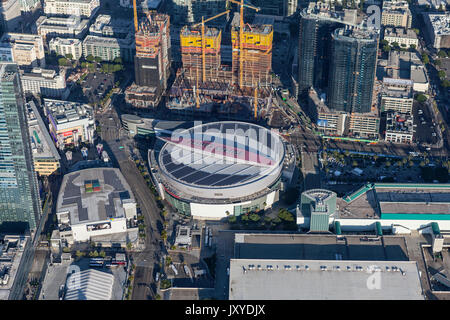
<box><xmin>1</xmin><ymin>0</ymin><xmax>450</xmax><ymax>303</ymax></box>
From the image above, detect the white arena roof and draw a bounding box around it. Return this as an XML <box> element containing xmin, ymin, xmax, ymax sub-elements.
<box><xmin>229</xmin><ymin>259</ymin><xmax>424</xmax><ymax>300</ymax></box>
<box><xmin>64</xmin><ymin>269</ymin><xmax>114</xmax><ymax>300</ymax></box>
<box><xmin>157</xmin><ymin>121</ymin><xmax>285</xmax><ymax>201</ymax></box>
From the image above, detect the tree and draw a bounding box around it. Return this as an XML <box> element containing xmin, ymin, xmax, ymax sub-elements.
<box><xmin>441</xmin><ymin>79</ymin><xmax>450</xmax><ymax>88</ymax></box>
<box><xmin>241</xmin><ymin>214</ymin><xmax>249</xmax><ymax>222</ymax></box>
<box><xmin>99</xmin><ymin>250</ymin><xmax>106</xmax><ymax>258</ymax></box>
<box><xmin>422</xmin><ymin>53</ymin><xmax>430</xmax><ymax>65</ymax></box>
<box><xmin>86</xmin><ymin>55</ymin><xmax>95</xmax><ymax>62</ymax></box>
<box><xmin>383</xmin><ymin>45</ymin><xmax>391</xmax><ymax>52</ymax></box>
<box><xmin>65</xmin><ymin>53</ymin><xmax>73</xmax><ymax>60</ymax></box>
<box><xmin>435</xmin><ymin>59</ymin><xmax>442</xmax><ymax>67</ymax></box>
<box><xmin>62</xmin><ymin>247</ymin><xmax>71</xmax><ymax>253</ymax></box>
<box><xmin>75</xmin><ymin>250</ymin><xmax>84</xmax><ymax>259</ymax></box>
<box><xmin>249</xmin><ymin>213</ymin><xmax>261</xmax><ymax>222</ymax></box>
<box><xmin>89</xmin><ymin>250</ymin><xmax>99</xmax><ymax>257</ymax></box>
<box><xmin>416</xmin><ymin>94</ymin><xmax>427</xmax><ymax>103</ymax></box>
<box><xmin>113</xmin><ymin>57</ymin><xmax>123</xmax><ymax>64</ymax></box>
<box><xmin>391</xmin><ymin>42</ymin><xmax>399</xmax><ymax>49</ymax></box>
<box><xmin>160</xmin><ymin>279</ymin><xmax>171</xmax><ymax>289</ymax></box>
<box><xmin>278</xmin><ymin>208</ymin><xmax>295</xmax><ymax>222</ymax></box>
<box><xmin>126</xmin><ymin>242</ymin><xmax>132</xmax><ymax>250</ymax></box>
<box><xmin>228</xmin><ymin>215</ymin><xmax>237</xmax><ymax>223</ymax></box>
<box><xmin>94</xmin><ymin>56</ymin><xmax>103</xmax><ymax>63</ymax></box>
<box><xmin>58</xmin><ymin>57</ymin><xmax>69</xmax><ymax>66</ymax></box>
<box><xmin>409</xmin><ymin>44</ymin><xmax>416</xmax><ymax>51</ymax></box>
<box><xmin>412</xmin><ymin>28</ymin><xmax>420</xmax><ymax>35</ymax></box>
<box><xmin>438</xmin><ymin>50</ymin><xmax>447</xmax><ymax>58</ymax></box>
<box><xmin>438</xmin><ymin>70</ymin><xmax>446</xmax><ymax>79</ymax></box>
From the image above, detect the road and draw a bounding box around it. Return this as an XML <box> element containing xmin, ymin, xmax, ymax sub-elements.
<box><xmin>97</xmin><ymin>87</ymin><xmax>164</xmax><ymax>300</ymax></box>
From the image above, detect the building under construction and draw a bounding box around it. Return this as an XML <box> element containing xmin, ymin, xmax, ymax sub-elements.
<box><xmin>168</xmin><ymin>11</ymin><xmax>274</xmax><ymax>119</ymax></box>
<box><xmin>231</xmin><ymin>19</ymin><xmax>273</xmax><ymax>89</ymax></box>
<box><xmin>126</xmin><ymin>11</ymin><xmax>171</xmax><ymax>108</ymax></box>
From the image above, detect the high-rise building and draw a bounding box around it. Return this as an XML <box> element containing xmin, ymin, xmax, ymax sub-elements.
<box><xmin>297</xmin><ymin>3</ymin><xmax>357</xmax><ymax>97</ymax></box>
<box><xmin>250</xmin><ymin>0</ymin><xmax>298</xmax><ymax>17</ymax></box>
<box><xmin>134</xmin><ymin>12</ymin><xmax>171</xmax><ymax>91</ymax></box>
<box><xmin>43</xmin><ymin>0</ymin><xmax>100</xmax><ymax>18</ymax></box>
<box><xmin>170</xmin><ymin>0</ymin><xmax>226</xmax><ymax>24</ymax></box>
<box><xmin>327</xmin><ymin>27</ymin><xmax>378</xmax><ymax>113</ymax></box>
<box><xmin>0</xmin><ymin>63</ymin><xmax>41</xmax><ymax>232</ymax></box>
<box><xmin>231</xmin><ymin>15</ymin><xmax>273</xmax><ymax>88</ymax></box>
<box><xmin>0</xmin><ymin>0</ymin><xmax>21</xmax><ymax>33</ymax></box>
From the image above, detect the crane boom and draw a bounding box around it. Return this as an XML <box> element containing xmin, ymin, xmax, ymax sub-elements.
<box><xmin>133</xmin><ymin>0</ymin><xmax>138</xmax><ymax>32</ymax></box>
<box><xmin>227</xmin><ymin>0</ymin><xmax>260</xmax><ymax>88</ymax></box>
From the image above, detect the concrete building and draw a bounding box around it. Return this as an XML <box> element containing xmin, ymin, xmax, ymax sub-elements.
<box><xmin>0</xmin><ymin>0</ymin><xmax>21</xmax><ymax>32</ymax></box>
<box><xmin>384</xmin><ymin>27</ymin><xmax>419</xmax><ymax>48</ymax></box>
<box><xmin>424</xmin><ymin>13</ymin><xmax>450</xmax><ymax>50</ymax></box>
<box><xmin>55</xmin><ymin>168</ymin><xmax>137</xmax><ymax>245</ymax></box>
<box><xmin>84</xmin><ymin>14</ymin><xmax>135</xmax><ymax>62</ymax></box>
<box><xmin>297</xmin><ymin>184</ymin><xmax>450</xmax><ymax>233</ymax></box>
<box><xmin>385</xmin><ymin>111</ymin><xmax>414</xmax><ymax>143</ymax></box>
<box><xmin>49</xmin><ymin>38</ymin><xmax>83</xmax><ymax>60</ymax></box>
<box><xmin>301</xmin><ymin>189</ymin><xmax>337</xmax><ymax>232</ymax></box>
<box><xmin>43</xmin><ymin>0</ymin><xmax>100</xmax><ymax>18</ymax></box>
<box><xmin>0</xmin><ymin>236</ymin><xmax>30</xmax><ymax>300</ymax></box>
<box><xmin>411</xmin><ymin>64</ymin><xmax>429</xmax><ymax>92</ymax></box>
<box><xmin>249</xmin><ymin>0</ymin><xmax>298</xmax><ymax>17</ymax></box>
<box><xmin>44</xmin><ymin>99</ymin><xmax>95</xmax><ymax>149</ymax></box>
<box><xmin>36</xmin><ymin>16</ymin><xmax>89</xmax><ymax>42</ymax></box>
<box><xmin>381</xmin><ymin>0</ymin><xmax>412</xmax><ymax>29</ymax></box>
<box><xmin>20</xmin><ymin>68</ymin><xmax>69</xmax><ymax>99</ymax></box>
<box><xmin>169</xmin><ymin>0</ymin><xmax>227</xmax><ymax>24</ymax></box>
<box><xmin>19</xmin><ymin>0</ymin><xmax>41</xmax><ymax>12</ymax></box>
<box><xmin>27</xmin><ymin>101</ymin><xmax>61</xmax><ymax>176</ymax></box>
<box><xmin>149</xmin><ymin>121</ymin><xmax>285</xmax><ymax>219</ymax></box>
<box><xmin>229</xmin><ymin>258</ymin><xmax>424</xmax><ymax>300</ymax></box>
<box><xmin>0</xmin><ymin>33</ymin><xmax>46</xmax><ymax>68</ymax></box>
<box><xmin>380</xmin><ymin>78</ymin><xmax>414</xmax><ymax>114</ymax></box>
<box><xmin>83</xmin><ymin>35</ymin><xmax>134</xmax><ymax>62</ymax></box>
<box><xmin>348</xmin><ymin>111</ymin><xmax>380</xmax><ymax>140</ymax></box>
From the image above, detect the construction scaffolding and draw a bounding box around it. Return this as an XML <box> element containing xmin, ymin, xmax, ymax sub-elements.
<box><xmin>231</xmin><ymin>22</ymin><xmax>273</xmax><ymax>88</ymax></box>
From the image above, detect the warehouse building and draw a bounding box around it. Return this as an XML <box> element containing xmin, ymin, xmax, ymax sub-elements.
<box><xmin>55</xmin><ymin>168</ymin><xmax>137</xmax><ymax>245</ymax></box>
<box><xmin>229</xmin><ymin>258</ymin><xmax>423</xmax><ymax>300</ymax></box>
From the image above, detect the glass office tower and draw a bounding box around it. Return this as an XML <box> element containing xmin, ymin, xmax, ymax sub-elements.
<box><xmin>0</xmin><ymin>63</ymin><xmax>41</xmax><ymax>232</ymax></box>
<box><xmin>297</xmin><ymin>5</ymin><xmax>345</xmax><ymax>97</ymax></box>
<box><xmin>327</xmin><ymin>27</ymin><xmax>378</xmax><ymax>113</ymax></box>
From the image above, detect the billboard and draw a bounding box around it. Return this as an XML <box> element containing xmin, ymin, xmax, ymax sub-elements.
<box><xmin>317</xmin><ymin>119</ymin><xmax>329</xmax><ymax>127</ymax></box>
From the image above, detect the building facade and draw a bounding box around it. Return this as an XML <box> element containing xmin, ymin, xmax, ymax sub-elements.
<box><xmin>380</xmin><ymin>78</ymin><xmax>414</xmax><ymax>114</ymax></box>
<box><xmin>0</xmin><ymin>0</ymin><xmax>21</xmax><ymax>33</ymax></box>
<box><xmin>49</xmin><ymin>38</ymin><xmax>83</xmax><ymax>60</ymax></box>
<box><xmin>424</xmin><ymin>13</ymin><xmax>450</xmax><ymax>50</ymax></box>
<box><xmin>20</xmin><ymin>68</ymin><xmax>69</xmax><ymax>99</ymax></box>
<box><xmin>327</xmin><ymin>27</ymin><xmax>378</xmax><ymax>114</ymax></box>
<box><xmin>83</xmin><ymin>35</ymin><xmax>134</xmax><ymax>62</ymax></box>
<box><xmin>0</xmin><ymin>63</ymin><xmax>41</xmax><ymax>231</ymax></box>
<box><xmin>381</xmin><ymin>0</ymin><xmax>412</xmax><ymax>29</ymax></box>
<box><xmin>36</xmin><ymin>16</ymin><xmax>89</xmax><ymax>42</ymax></box>
<box><xmin>0</xmin><ymin>33</ymin><xmax>46</xmax><ymax>68</ymax></box>
<box><xmin>43</xmin><ymin>0</ymin><xmax>100</xmax><ymax>18</ymax></box>
<box><xmin>384</xmin><ymin>27</ymin><xmax>418</xmax><ymax>48</ymax></box>
<box><xmin>385</xmin><ymin>111</ymin><xmax>414</xmax><ymax>143</ymax></box>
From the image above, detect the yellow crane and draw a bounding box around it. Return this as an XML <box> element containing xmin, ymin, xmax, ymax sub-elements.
<box><xmin>191</xmin><ymin>10</ymin><xmax>230</xmax><ymax>83</ymax></box>
<box><xmin>133</xmin><ymin>0</ymin><xmax>138</xmax><ymax>32</ymax></box>
<box><xmin>228</xmin><ymin>0</ymin><xmax>260</xmax><ymax>88</ymax></box>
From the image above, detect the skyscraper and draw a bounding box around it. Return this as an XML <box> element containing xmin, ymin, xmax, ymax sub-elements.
<box><xmin>327</xmin><ymin>27</ymin><xmax>378</xmax><ymax>113</ymax></box>
<box><xmin>0</xmin><ymin>63</ymin><xmax>41</xmax><ymax>232</ymax></box>
<box><xmin>297</xmin><ymin>3</ymin><xmax>357</xmax><ymax>97</ymax></box>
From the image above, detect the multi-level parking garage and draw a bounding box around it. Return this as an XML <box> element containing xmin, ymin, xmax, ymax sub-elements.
<box><xmin>149</xmin><ymin>121</ymin><xmax>286</xmax><ymax>219</ymax></box>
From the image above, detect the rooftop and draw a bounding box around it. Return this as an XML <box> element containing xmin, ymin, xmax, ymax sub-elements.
<box><xmin>64</xmin><ymin>269</ymin><xmax>114</xmax><ymax>300</ymax></box>
<box><xmin>27</xmin><ymin>101</ymin><xmax>61</xmax><ymax>161</ymax></box>
<box><xmin>44</xmin><ymin>99</ymin><xmax>93</xmax><ymax>126</ymax></box>
<box><xmin>386</xmin><ymin>111</ymin><xmax>414</xmax><ymax>134</ymax></box>
<box><xmin>384</xmin><ymin>27</ymin><xmax>418</xmax><ymax>39</ymax></box>
<box><xmin>381</xmin><ymin>78</ymin><xmax>414</xmax><ymax>98</ymax></box>
<box><xmin>56</xmin><ymin>168</ymin><xmax>135</xmax><ymax>225</ymax></box>
<box><xmin>301</xmin><ymin>2</ymin><xmax>358</xmax><ymax>26</ymax></box>
<box><xmin>0</xmin><ymin>236</ymin><xmax>29</xmax><ymax>300</ymax></box>
<box><xmin>229</xmin><ymin>259</ymin><xmax>424</xmax><ymax>300</ymax></box>
<box><xmin>427</xmin><ymin>13</ymin><xmax>450</xmax><ymax>36</ymax></box>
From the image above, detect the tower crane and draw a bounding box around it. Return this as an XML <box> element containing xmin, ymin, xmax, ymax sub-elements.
<box><xmin>133</xmin><ymin>0</ymin><xmax>139</xmax><ymax>32</ymax></box>
<box><xmin>191</xmin><ymin>10</ymin><xmax>230</xmax><ymax>83</ymax></box>
<box><xmin>228</xmin><ymin>0</ymin><xmax>260</xmax><ymax>89</ymax></box>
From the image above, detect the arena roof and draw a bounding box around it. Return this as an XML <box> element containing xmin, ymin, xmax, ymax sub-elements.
<box><xmin>157</xmin><ymin>122</ymin><xmax>285</xmax><ymax>201</ymax></box>
<box><xmin>229</xmin><ymin>259</ymin><xmax>424</xmax><ymax>300</ymax></box>
<box><xmin>56</xmin><ymin>168</ymin><xmax>135</xmax><ymax>225</ymax></box>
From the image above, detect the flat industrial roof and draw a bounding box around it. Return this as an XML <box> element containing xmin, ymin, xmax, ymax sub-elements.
<box><xmin>234</xmin><ymin>233</ymin><xmax>409</xmax><ymax>261</ymax></box>
<box><xmin>229</xmin><ymin>259</ymin><xmax>424</xmax><ymax>300</ymax></box>
<box><xmin>56</xmin><ymin>168</ymin><xmax>135</xmax><ymax>225</ymax></box>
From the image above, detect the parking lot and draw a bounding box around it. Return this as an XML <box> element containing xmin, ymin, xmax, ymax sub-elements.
<box><xmin>68</xmin><ymin>71</ymin><xmax>116</xmax><ymax>105</ymax></box>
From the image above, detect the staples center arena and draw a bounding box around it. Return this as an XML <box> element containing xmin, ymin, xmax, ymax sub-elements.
<box><xmin>149</xmin><ymin>122</ymin><xmax>286</xmax><ymax>219</ymax></box>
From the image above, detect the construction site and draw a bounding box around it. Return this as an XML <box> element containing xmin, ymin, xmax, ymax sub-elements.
<box><xmin>125</xmin><ymin>0</ymin><xmax>171</xmax><ymax>108</ymax></box>
<box><xmin>167</xmin><ymin>0</ymin><xmax>275</xmax><ymax>121</ymax></box>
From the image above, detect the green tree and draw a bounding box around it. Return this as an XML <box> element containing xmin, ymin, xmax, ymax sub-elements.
<box><xmin>160</xmin><ymin>279</ymin><xmax>171</xmax><ymax>289</ymax></box>
<box><xmin>241</xmin><ymin>214</ymin><xmax>249</xmax><ymax>222</ymax></box>
<box><xmin>113</xmin><ymin>57</ymin><xmax>123</xmax><ymax>64</ymax></box>
<box><xmin>86</xmin><ymin>54</ymin><xmax>95</xmax><ymax>62</ymax></box>
<box><xmin>409</xmin><ymin>44</ymin><xmax>416</xmax><ymax>51</ymax></box>
<box><xmin>412</xmin><ymin>28</ymin><xmax>420</xmax><ymax>35</ymax></box>
<box><xmin>438</xmin><ymin>50</ymin><xmax>447</xmax><ymax>58</ymax></box>
<box><xmin>278</xmin><ymin>208</ymin><xmax>295</xmax><ymax>222</ymax></box>
<box><xmin>249</xmin><ymin>213</ymin><xmax>261</xmax><ymax>222</ymax></box>
<box><xmin>89</xmin><ymin>250</ymin><xmax>99</xmax><ymax>257</ymax></box>
<box><xmin>441</xmin><ymin>79</ymin><xmax>450</xmax><ymax>88</ymax></box>
<box><xmin>58</xmin><ymin>57</ymin><xmax>69</xmax><ymax>66</ymax></box>
<box><xmin>228</xmin><ymin>215</ymin><xmax>237</xmax><ymax>223</ymax></box>
<box><xmin>99</xmin><ymin>250</ymin><xmax>106</xmax><ymax>258</ymax></box>
<box><xmin>438</xmin><ymin>70</ymin><xmax>446</xmax><ymax>79</ymax></box>
<box><xmin>76</xmin><ymin>250</ymin><xmax>84</xmax><ymax>259</ymax></box>
<box><xmin>435</xmin><ymin>59</ymin><xmax>442</xmax><ymax>67</ymax></box>
<box><xmin>94</xmin><ymin>56</ymin><xmax>103</xmax><ymax>63</ymax></box>
<box><xmin>126</xmin><ymin>242</ymin><xmax>132</xmax><ymax>250</ymax></box>
<box><xmin>62</xmin><ymin>247</ymin><xmax>71</xmax><ymax>253</ymax></box>
<box><xmin>383</xmin><ymin>45</ymin><xmax>391</xmax><ymax>52</ymax></box>
<box><xmin>416</xmin><ymin>94</ymin><xmax>427</xmax><ymax>103</ymax></box>
<box><xmin>422</xmin><ymin>53</ymin><xmax>430</xmax><ymax>64</ymax></box>
<box><xmin>65</xmin><ymin>53</ymin><xmax>73</xmax><ymax>60</ymax></box>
